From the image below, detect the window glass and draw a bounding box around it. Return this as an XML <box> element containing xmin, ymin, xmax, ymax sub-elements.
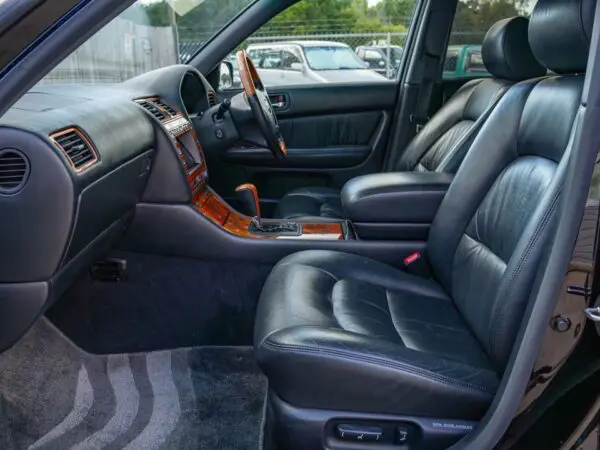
<box><xmin>280</xmin><ymin>49</ymin><xmax>303</xmax><ymax>70</ymax></box>
<box><xmin>443</xmin><ymin>0</ymin><xmax>535</xmax><ymax>80</ymax></box>
<box><xmin>466</xmin><ymin>50</ymin><xmax>487</xmax><ymax>73</ymax></box>
<box><xmin>38</xmin><ymin>0</ymin><xmax>254</xmax><ymax>85</ymax></box>
<box><xmin>304</xmin><ymin>46</ymin><xmax>367</xmax><ymax>71</ymax></box>
<box><xmin>221</xmin><ymin>0</ymin><xmax>419</xmax><ymax>90</ymax></box>
<box><xmin>365</xmin><ymin>50</ymin><xmax>385</xmax><ymax>61</ymax></box>
<box><xmin>444</xmin><ymin>49</ymin><xmax>460</xmax><ymax>72</ymax></box>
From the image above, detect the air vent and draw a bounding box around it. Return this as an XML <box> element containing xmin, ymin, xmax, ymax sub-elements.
<box><xmin>0</xmin><ymin>149</ymin><xmax>29</xmax><ymax>194</ymax></box>
<box><xmin>51</xmin><ymin>128</ymin><xmax>98</xmax><ymax>172</ymax></box>
<box><xmin>207</xmin><ymin>91</ymin><xmax>218</xmax><ymax>108</ymax></box>
<box><xmin>154</xmin><ymin>100</ymin><xmax>179</xmax><ymax>117</ymax></box>
<box><xmin>138</xmin><ymin>100</ymin><xmax>167</xmax><ymax>121</ymax></box>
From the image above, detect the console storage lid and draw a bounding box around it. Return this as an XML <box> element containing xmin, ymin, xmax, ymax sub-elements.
<box><xmin>341</xmin><ymin>172</ymin><xmax>453</xmax><ymax>240</ymax></box>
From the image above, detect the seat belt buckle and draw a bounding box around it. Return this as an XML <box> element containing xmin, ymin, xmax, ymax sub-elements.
<box><xmin>403</xmin><ymin>252</ymin><xmax>431</xmax><ymax>278</ymax></box>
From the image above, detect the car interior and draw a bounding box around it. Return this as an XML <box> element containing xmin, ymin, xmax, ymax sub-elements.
<box><xmin>0</xmin><ymin>0</ymin><xmax>599</xmax><ymax>448</ymax></box>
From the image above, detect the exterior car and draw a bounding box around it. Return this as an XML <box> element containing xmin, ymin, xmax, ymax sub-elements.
<box><xmin>443</xmin><ymin>44</ymin><xmax>490</xmax><ymax>79</ymax></box>
<box><xmin>246</xmin><ymin>41</ymin><xmax>388</xmax><ymax>86</ymax></box>
<box><xmin>356</xmin><ymin>45</ymin><xmax>404</xmax><ymax>78</ymax></box>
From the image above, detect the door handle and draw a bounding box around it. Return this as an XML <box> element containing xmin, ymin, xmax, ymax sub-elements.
<box><xmin>269</xmin><ymin>94</ymin><xmax>289</xmax><ymax>111</ymax></box>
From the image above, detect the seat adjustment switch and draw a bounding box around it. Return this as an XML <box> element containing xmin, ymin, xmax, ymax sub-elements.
<box><xmin>336</xmin><ymin>424</ymin><xmax>383</xmax><ymax>442</ymax></box>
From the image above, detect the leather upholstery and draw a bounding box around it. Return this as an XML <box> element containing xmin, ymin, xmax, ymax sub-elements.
<box><xmin>482</xmin><ymin>17</ymin><xmax>546</xmax><ymax>81</ymax></box>
<box><xmin>529</xmin><ymin>0</ymin><xmax>595</xmax><ymax>74</ymax></box>
<box><xmin>255</xmin><ymin>0</ymin><xmax>592</xmax><ymax>421</ymax></box>
<box><xmin>273</xmin><ymin>17</ymin><xmax>544</xmax><ymax>220</ymax></box>
<box><xmin>273</xmin><ymin>186</ymin><xmax>343</xmax><ymax>220</ymax></box>
<box><xmin>255</xmin><ymin>251</ymin><xmax>498</xmax><ymax>419</ymax></box>
<box><xmin>341</xmin><ymin>172</ymin><xmax>454</xmax><ymax>223</ymax></box>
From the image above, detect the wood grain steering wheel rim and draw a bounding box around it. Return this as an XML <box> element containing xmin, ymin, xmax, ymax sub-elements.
<box><xmin>236</xmin><ymin>49</ymin><xmax>287</xmax><ymax>159</ymax></box>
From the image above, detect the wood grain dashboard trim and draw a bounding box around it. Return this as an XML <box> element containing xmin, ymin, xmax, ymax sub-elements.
<box><xmin>194</xmin><ymin>188</ymin><xmax>344</xmax><ymax>240</ymax></box>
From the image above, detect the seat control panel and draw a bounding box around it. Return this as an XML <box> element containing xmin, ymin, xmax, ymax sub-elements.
<box><xmin>326</xmin><ymin>418</ymin><xmax>473</xmax><ymax>449</ymax></box>
<box><xmin>336</xmin><ymin>424</ymin><xmax>383</xmax><ymax>442</ymax></box>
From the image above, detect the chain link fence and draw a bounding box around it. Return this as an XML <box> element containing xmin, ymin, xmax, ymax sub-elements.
<box><xmin>179</xmin><ymin>30</ymin><xmax>487</xmax><ymax>87</ymax></box>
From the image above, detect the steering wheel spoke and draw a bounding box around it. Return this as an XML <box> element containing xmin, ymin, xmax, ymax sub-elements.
<box><xmin>236</xmin><ymin>50</ymin><xmax>287</xmax><ymax>160</ymax></box>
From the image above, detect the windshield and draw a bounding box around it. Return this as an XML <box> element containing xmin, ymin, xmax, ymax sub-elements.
<box><xmin>38</xmin><ymin>0</ymin><xmax>254</xmax><ymax>85</ymax></box>
<box><xmin>304</xmin><ymin>46</ymin><xmax>368</xmax><ymax>71</ymax></box>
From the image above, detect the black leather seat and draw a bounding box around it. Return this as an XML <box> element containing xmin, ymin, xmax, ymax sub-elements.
<box><xmin>255</xmin><ymin>0</ymin><xmax>593</xmax><ymax>430</ymax></box>
<box><xmin>273</xmin><ymin>16</ymin><xmax>546</xmax><ymax>220</ymax></box>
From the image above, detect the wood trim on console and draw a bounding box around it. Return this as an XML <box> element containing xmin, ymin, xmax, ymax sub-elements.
<box><xmin>194</xmin><ymin>188</ymin><xmax>344</xmax><ymax>240</ymax></box>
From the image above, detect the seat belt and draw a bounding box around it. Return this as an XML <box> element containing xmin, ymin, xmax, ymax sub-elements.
<box><xmin>410</xmin><ymin>54</ymin><xmax>440</xmax><ymax>133</ymax></box>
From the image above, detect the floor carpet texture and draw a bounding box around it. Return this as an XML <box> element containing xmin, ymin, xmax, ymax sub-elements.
<box><xmin>47</xmin><ymin>252</ymin><xmax>272</xmax><ymax>354</ymax></box>
<box><xmin>0</xmin><ymin>318</ymin><xmax>266</xmax><ymax>450</ymax></box>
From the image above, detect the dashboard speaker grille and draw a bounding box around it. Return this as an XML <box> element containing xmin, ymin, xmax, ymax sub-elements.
<box><xmin>51</xmin><ymin>128</ymin><xmax>99</xmax><ymax>172</ymax></box>
<box><xmin>207</xmin><ymin>91</ymin><xmax>217</xmax><ymax>108</ymax></box>
<box><xmin>138</xmin><ymin>100</ymin><xmax>167</xmax><ymax>121</ymax></box>
<box><xmin>0</xmin><ymin>149</ymin><xmax>29</xmax><ymax>194</ymax></box>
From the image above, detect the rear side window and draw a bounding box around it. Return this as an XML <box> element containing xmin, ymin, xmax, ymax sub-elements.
<box><xmin>466</xmin><ymin>49</ymin><xmax>487</xmax><ymax>74</ymax></box>
<box><xmin>443</xmin><ymin>1</ymin><xmax>534</xmax><ymax>80</ymax></box>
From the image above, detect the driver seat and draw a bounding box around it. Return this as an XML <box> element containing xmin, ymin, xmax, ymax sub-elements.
<box><xmin>273</xmin><ymin>16</ymin><xmax>546</xmax><ymax>220</ymax></box>
<box><xmin>255</xmin><ymin>0</ymin><xmax>593</xmax><ymax>447</ymax></box>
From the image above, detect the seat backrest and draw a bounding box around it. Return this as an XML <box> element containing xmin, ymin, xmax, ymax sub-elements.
<box><xmin>388</xmin><ymin>16</ymin><xmax>546</xmax><ymax>174</ymax></box>
<box><xmin>428</xmin><ymin>0</ymin><xmax>595</xmax><ymax>370</ymax></box>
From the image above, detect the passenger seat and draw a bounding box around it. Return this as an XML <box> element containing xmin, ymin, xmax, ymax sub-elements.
<box><xmin>273</xmin><ymin>16</ymin><xmax>547</xmax><ymax>220</ymax></box>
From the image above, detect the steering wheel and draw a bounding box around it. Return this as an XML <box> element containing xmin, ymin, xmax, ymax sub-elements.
<box><xmin>236</xmin><ymin>49</ymin><xmax>287</xmax><ymax>160</ymax></box>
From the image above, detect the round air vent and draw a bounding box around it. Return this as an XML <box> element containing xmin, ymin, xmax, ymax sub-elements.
<box><xmin>0</xmin><ymin>149</ymin><xmax>30</xmax><ymax>195</ymax></box>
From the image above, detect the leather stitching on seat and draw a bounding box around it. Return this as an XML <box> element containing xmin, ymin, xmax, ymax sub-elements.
<box><xmin>262</xmin><ymin>339</ymin><xmax>496</xmax><ymax>394</ymax></box>
<box><xmin>489</xmin><ymin>189</ymin><xmax>560</xmax><ymax>358</ymax></box>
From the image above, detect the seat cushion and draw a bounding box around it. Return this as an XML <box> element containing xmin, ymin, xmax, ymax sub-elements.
<box><xmin>255</xmin><ymin>250</ymin><xmax>500</xmax><ymax>420</ymax></box>
<box><xmin>272</xmin><ymin>187</ymin><xmax>343</xmax><ymax>220</ymax></box>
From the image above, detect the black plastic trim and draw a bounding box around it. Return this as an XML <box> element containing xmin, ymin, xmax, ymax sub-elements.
<box><xmin>118</xmin><ymin>203</ymin><xmax>427</xmax><ymax>268</ymax></box>
<box><xmin>265</xmin><ymin>391</ymin><xmax>476</xmax><ymax>450</ymax></box>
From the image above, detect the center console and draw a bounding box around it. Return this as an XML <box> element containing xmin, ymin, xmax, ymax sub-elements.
<box><xmin>139</xmin><ymin>98</ymin><xmax>352</xmax><ymax>241</ymax></box>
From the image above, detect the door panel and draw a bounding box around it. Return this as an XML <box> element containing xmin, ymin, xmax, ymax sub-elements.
<box><xmin>208</xmin><ymin>82</ymin><xmax>396</xmax><ymax>213</ymax></box>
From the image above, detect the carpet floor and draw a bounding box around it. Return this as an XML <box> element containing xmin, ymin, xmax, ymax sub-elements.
<box><xmin>0</xmin><ymin>318</ymin><xmax>267</xmax><ymax>450</ymax></box>
<box><xmin>47</xmin><ymin>252</ymin><xmax>272</xmax><ymax>354</ymax></box>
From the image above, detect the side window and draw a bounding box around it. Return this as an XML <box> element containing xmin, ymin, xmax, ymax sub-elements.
<box><xmin>220</xmin><ymin>0</ymin><xmax>419</xmax><ymax>90</ymax></box>
<box><xmin>280</xmin><ymin>48</ymin><xmax>303</xmax><ymax>71</ymax></box>
<box><xmin>466</xmin><ymin>49</ymin><xmax>487</xmax><ymax>74</ymax></box>
<box><xmin>443</xmin><ymin>48</ymin><xmax>460</xmax><ymax>72</ymax></box>
<box><xmin>443</xmin><ymin>0</ymin><xmax>534</xmax><ymax>80</ymax></box>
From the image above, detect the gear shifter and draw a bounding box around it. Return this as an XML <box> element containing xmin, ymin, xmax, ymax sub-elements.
<box><xmin>235</xmin><ymin>183</ymin><xmax>262</xmax><ymax>230</ymax></box>
<box><xmin>235</xmin><ymin>183</ymin><xmax>300</xmax><ymax>235</ymax></box>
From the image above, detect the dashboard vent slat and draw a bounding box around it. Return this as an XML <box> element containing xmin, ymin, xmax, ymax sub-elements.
<box><xmin>207</xmin><ymin>91</ymin><xmax>217</xmax><ymax>108</ymax></box>
<box><xmin>153</xmin><ymin>100</ymin><xmax>179</xmax><ymax>117</ymax></box>
<box><xmin>51</xmin><ymin>128</ymin><xmax>98</xmax><ymax>173</ymax></box>
<box><xmin>0</xmin><ymin>150</ymin><xmax>29</xmax><ymax>194</ymax></box>
<box><xmin>138</xmin><ymin>101</ymin><xmax>167</xmax><ymax>121</ymax></box>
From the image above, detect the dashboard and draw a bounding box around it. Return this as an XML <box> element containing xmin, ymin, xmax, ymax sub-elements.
<box><xmin>0</xmin><ymin>65</ymin><xmax>217</xmax><ymax>352</ymax></box>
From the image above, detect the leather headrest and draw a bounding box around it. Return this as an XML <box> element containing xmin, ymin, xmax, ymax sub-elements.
<box><xmin>482</xmin><ymin>16</ymin><xmax>546</xmax><ymax>81</ymax></box>
<box><xmin>529</xmin><ymin>0</ymin><xmax>596</xmax><ymax>74</ymax></box>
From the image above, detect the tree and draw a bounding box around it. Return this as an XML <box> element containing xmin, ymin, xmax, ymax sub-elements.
<box><xmin>132</xmin><ymin>0</ymin><xmax>531</xmax><ymax>48</ymax></box>
<box><xmin>451</xmin><ymin>0</ymin><xmax>530</xmax><ymax>44</ymax></box>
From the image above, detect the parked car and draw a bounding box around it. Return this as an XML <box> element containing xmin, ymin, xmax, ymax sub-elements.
<box><xmin>443</xmin><ymin>44</ymin><xmax>491</xmax><ymax>79</ymax></box>
<box><xmin>356</xmin><ymin>44</ymin><xmax>404</xmax><ymax>78</ymax></box>
<box><xmin>246</xmin><ymin>41</ymin><xmax>387</xmax><ymax>86</ymax></box>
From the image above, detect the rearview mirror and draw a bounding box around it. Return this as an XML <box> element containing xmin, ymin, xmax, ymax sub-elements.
<box><xmin>290</xmin><ymin>62</ymin><xmax>304</xmax><ymax>72</ymax></box>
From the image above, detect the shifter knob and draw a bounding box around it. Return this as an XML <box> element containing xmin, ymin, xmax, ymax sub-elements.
<box><xmin>235</xmin><ymin>183</ymin><xmax>261</xmax><ymax>221</ymax></box>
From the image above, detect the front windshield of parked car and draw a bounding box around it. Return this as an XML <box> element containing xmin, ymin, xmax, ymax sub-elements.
<box><xmin>37</xmin><ymin>0</ymin><xmax>254</xmax><ymax>85</ymax></box>
<box><xmin>304</xmin><ymin>46</ymin><xmax>368</xmax><ymax>71</ymax></box>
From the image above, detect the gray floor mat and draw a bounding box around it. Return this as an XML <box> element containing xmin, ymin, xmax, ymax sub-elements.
<box><xmin>0</xmin><ymin>318</ymin><xmax>266</xmax><ymax>450</ymax></box>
